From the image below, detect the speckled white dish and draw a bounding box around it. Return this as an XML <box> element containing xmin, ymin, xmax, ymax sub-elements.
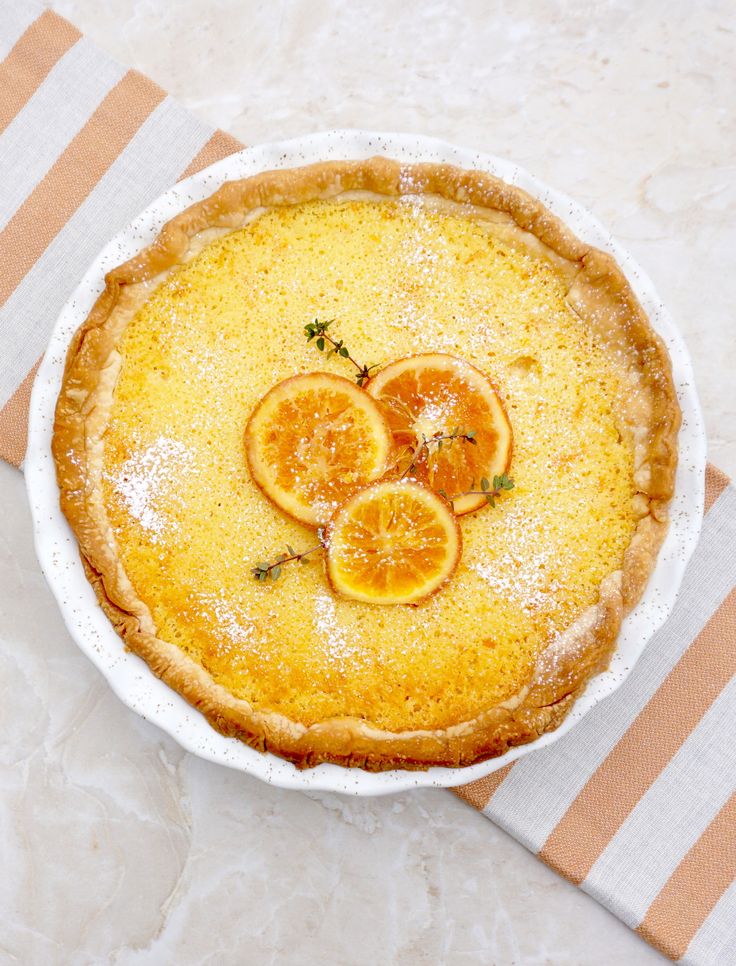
<box><xmin>25</xmin><ymin>131</ymin><xmax>706</xmax><ymax>796</ymax></box>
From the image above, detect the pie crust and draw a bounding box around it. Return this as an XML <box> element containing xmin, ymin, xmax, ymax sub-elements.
<box><xmin>52</xmin><ymin>158</ymin><xmax>680</xmax><ymax>770</ymax></box>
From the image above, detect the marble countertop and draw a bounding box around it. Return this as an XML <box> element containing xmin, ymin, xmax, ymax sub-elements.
<box><xmin>3</xmin><ymin>1</ymin><xmax>734</xmax><ymax>962</ymax></box>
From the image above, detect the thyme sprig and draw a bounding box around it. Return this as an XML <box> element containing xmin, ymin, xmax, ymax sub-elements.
<box><xmin>304</xmin><ymin>318</ymin><xmax>381</xmax><ymax>387</ymax></box>
<box><xmin>400</xmin><ymin>427</ymin><xmax>477</xmax><ymax>479</ymax></box>
<box><xmin>251</xmin><ymin>535</ymin><xmax>323</xmax><ymax>582</ymax></box>
<box><xmin>250</xmin><ymin>473</ymin><xmax>515</xmax><ymax>585</ymax></box>
<box><xmin>438</xmin><ymin>472</ymin><xmax>515</xmax><ymax>508</ymax></box>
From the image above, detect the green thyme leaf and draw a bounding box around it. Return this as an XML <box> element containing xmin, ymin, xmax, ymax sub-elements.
<box><xmin>492</xmin><ymin>473</ymin><xmax>515</xmax><ymax>491</ymax></box>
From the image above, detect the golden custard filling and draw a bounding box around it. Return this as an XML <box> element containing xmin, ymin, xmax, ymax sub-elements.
<box><xmin>101</xmin><ymin>198</ymin><xmax>637</xmax><ymax>731</ymax></box>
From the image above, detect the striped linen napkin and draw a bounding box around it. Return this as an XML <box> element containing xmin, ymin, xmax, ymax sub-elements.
<box><xmin>0</xmin><ymin>3</ymin><xmax>240</xmax><ymax>465</ymax></box>
<box><xmin>1</xmin><ymin>6</ymin><xmax>734</xmax><ymax>963</ymax></box>
<box><xmin>456</xmin><ymin>465</ymin><xmax>736</xmax><ymax>963</ymax></box>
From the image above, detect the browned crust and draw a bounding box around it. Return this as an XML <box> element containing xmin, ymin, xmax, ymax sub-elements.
<box><xmin>52</xmin><ymin>157</ymin><xmax>681</xmax><ymax>770</ymax></box>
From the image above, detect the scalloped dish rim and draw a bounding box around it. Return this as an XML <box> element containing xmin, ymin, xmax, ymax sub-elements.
<box><xmin>25</xmin><ymin>130</ymin><xmax>705</xmax><ymax>795</ymax></box>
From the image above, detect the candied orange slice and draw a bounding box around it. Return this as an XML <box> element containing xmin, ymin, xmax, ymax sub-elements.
<box><xmin>245</xmin><ymin>373</ymin><xmax>392</xmax><ymax>527</ymax></box>
<box><xmin>366</xmin><ymin>354</ymin><xmax>512</xmax><ymax>515</ymax></box>
<box><xmin>326</xmin><ymin>480</ymin><xmax>461</xmax><ymax>605</ymax></box>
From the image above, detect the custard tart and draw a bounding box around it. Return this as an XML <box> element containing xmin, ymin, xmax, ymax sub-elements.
<box><xmin>52</xmin><ymin>158</ymin><xmax>679</xmax><ymax>770</ymax></box>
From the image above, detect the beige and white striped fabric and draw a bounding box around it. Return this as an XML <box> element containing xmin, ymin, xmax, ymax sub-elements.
<box><xmin>0</xmin><ymin>2</ymin><xmax>240</xmax><ymax>466</ymax></box>
<box><xmin>456</xmin><ymin>466</ymin><xmax>736</xmax><ymax>963</ymax></box>
<box><xmin>1</xmin><ymin>5</ymin><xmax>734</xmax><ymax>963</ymax></box>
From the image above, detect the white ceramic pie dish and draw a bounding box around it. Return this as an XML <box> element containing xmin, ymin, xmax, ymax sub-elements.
<box><xmin>25</xmin><ymin>130</ymin><xmax>706</xmax><ymax>796</ymax></box>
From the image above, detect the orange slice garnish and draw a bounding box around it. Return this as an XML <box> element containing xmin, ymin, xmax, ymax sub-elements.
<box><xmin>366</xmin><ymin>353</ymin><xmax>512</xmax><ymax>515</ymax></box>
<box><xmin>326</xmin><ymin>480</ymin><xmax>461</xmax><ymax>605</ymax></box>
<box><xmin>245</xmin><ymin>373</ymin><xmax>392</xmax><ymax>527</ymax></box>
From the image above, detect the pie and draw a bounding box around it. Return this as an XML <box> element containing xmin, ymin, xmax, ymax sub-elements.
<box><xmin>52</xmin><ymin>157</ymin><xmax>680</xmax><ymax>770</ymax></box>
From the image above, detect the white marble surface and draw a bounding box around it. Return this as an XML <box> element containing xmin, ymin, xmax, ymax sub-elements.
<box><xmin>3</xmin><ymin>1</ymin><xmax>735</xmax><ymax>962</ymax></box>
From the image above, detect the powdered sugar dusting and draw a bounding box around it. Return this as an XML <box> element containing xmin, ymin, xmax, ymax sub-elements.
<box><xmin>313</xmin><ymin>591</ymin><xmax>363</xmax><ymax>671</ymax></box>
<box><xmin>385</xmin><ymin>169</ymin><xmax>458</xmax><ymax>347</ymax></box>
<box><xmin>398</xmin><ymin>165</ymin><xmax>425</xmax><ymax>198</ymax></box>
<box><xmin>198</xmin><ymin>591</ymin><xmax>257</xmax><ymax>647</ymax></box>
<box><xmin>473</xmin><ymin>548</ymin><xmax>562</xmax><ymax>617</ymax></box>
<box><xmin>108</xmin><ymin>435</ymin><xmax>194</xmax><ymax>539</ymax></box>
